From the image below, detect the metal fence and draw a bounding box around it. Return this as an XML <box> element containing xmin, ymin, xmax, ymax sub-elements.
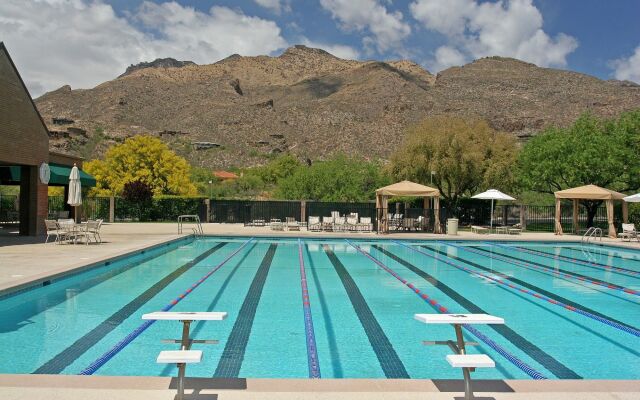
<box><xmin>42</xmin><ymin>196</ymin><xmax>622</xmax><ymax>232</ymax></box>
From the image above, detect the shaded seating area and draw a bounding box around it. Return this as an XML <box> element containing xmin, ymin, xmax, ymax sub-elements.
<box><xmin>554</xmin><ymin>184</ymin><xmax>628</xmax><ymax>238</ymax></box>
<box><xmin>375</xmin><ymin>180</ymin><xmax>442</xmax><ymax>234</ymax></box>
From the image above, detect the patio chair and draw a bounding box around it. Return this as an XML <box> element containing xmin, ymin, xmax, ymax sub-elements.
<box><xmin>270</xmin><ymin>219</ymin><xmax>284</xmax><ymax>231</ymax></box>
<box><xmin>619</xmin><ymin>223</ymin><xmax>638</xmax><ymax>242</ymax></box>
<box><xmin>346</xmin><ymin>216</ymin><xmax>358</xmax><ymax>232</ymax></box>
<box><xmin>358</xmin><ymin>217</ymin><xmax>373</xmax><ymax>232</ymax></box>
<box><xmin>74</xmin><ymin>220</ymin><xmax>99</xmax><ymax>245</ymax></box>
<box><xmin>322</xmin><ymin>216</ymin><xmax>334</xmax><ymax>231</ymax></box>
<box><xmin>44</xmin><ymin>220</ymin><xmax>66</xmax><ymax>244</ymax></box>
<box><xmin>471</xmin><ymin>225</ymin><xmax>489</xmax><ymax>234</ymax></box>
<box><xmin>508</xmin><ymin>223</ymin><xmax>523</xmax><ymax>235</ymax></box>
<box><xmin>334</xmin><ymin>216</ymin><xmax>347</xmax><ymax>232</ymax></box>
<box><xmin>286</xmin><ymin>217</ymin><xmax>300</xmax><ymax>231</ymax></box>
<box><xmin>307</xmin><ymin>216</ymin><xmax>321</xmax><ymax>231</ymax></box>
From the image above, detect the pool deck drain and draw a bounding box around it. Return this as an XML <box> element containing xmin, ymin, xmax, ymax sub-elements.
<box><xmin>0</xmin><ymin>375</ymin><xmax>638</xmax><ymax>400</ymax></box>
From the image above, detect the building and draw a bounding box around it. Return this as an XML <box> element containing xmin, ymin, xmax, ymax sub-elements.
<box><xmin>0</xmin><ymin>42</ymin><xmax>94</xmax><ymax>235</ymax></box>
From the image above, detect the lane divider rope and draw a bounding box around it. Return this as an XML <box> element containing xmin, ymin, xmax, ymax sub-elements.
<box><xmin>345</xmin><ymin>239</ymin><xmax>548</xmax><ymax>380</ymax></box>
<box><xmin>498</xmin><ymin>244</ymin><xmax>640</xmax><ymax>277</ymax></box>
<box><xmin>298</xmin><ymin>239</ymin><xmax>321</xmax><ymax>378</ymax></box>
<box><xmin>452</xmin><ymin>243</ymin><xmax>638</xmax><ymax>296</ymax></box>
<box><xmin>80</xmin><ymin>237</ymin><xmax>256</xmax><ymax>375</ymax></box>
<box><xmin>399</xmin><ymin>242</ymin><xmax>640</xmax><ymax>338</ymax></box>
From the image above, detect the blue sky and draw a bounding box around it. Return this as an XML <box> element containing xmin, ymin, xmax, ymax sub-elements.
<box><xmin>1</xmin><ymin>0</ymin><xmax>639</xmax><ymax>96</ymax></box>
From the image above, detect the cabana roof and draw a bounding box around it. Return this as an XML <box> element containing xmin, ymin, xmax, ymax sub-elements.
<box><xmin>375</xmin><ymin>180</ymin><xmax>440</xmax><ymax>197</ymax></box>
<box><xmin>554</xmin><ymin>184</ymin><xmax>626</xmax><ymax>200</ymax></box>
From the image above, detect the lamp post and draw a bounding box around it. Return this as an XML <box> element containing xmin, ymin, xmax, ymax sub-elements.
<box><xmin>208</xmin><ymin>180</ymin><xmax>212</xmax><ymax>199</ymax></box>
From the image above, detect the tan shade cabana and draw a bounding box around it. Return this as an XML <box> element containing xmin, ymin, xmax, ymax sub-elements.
<box><xmin>375</xmin><ymin>180</ymin><xmax>441</xmax><ymax>233</ymax></box>
<box><xmin>554</xmin><ymin>184</ymin><xmax>627</xmax><ymax>238</ymax></box>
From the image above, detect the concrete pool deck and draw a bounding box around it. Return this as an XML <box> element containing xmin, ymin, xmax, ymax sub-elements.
<box><xmin>1</xmin><ymin>222</ymin><xmax>639</xmax><ymax>296</ymax></box>
<box><xmin>0</xmin><ymin>375</ymin><xmax>638</xmax><ymax>400</ymax></box>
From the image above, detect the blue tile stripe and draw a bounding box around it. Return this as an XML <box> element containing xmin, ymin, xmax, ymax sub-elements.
<box><xmin>420</xmin><ymin>243</ymin><xmax>640</xmax><ymax>338</ymax></box>
<box><xmin>298</xmin><ymin>239</ymin><xmax>321</xmax><ymax>378</ymax></box>
<box><xmin>373</xmin><ymin>244</ymin><xmax>577</xmax><ymax>379</ymax></box>
<box><xmin>78</xmin><ymin>237</ymin><xmax>256</xmax><ymax>375</ymax></box>
<box><xmin>501</xmin><ymin>244</ymin><xmax>640</xmax><ymax>277</ymax></box>
<box><xmin>350</xmin><ymin>240</ymin><xmax>549</xmax><ymax>380</ymax></box>
<box><xmin>466</xmin><ymin>244</ymin><xmax>638</xmax><ymax>296</ymax></box>
<box><xmin>214</xmin><ymin>243</ymin><xmax>278</xmax><ymax>378</ymax></box>
<box><xmin>32</xmin><ymin>241</ymin><xmax>228</xmax><ymax>374</ymax></box>
<box><xmin>322</xmin><ymin>244</ymin><xmax>410</xmax><ymax>379</ymax></box>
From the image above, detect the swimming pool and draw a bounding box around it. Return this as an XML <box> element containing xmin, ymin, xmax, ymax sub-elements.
<box><xmin>0</xmin><ymin>237</ymin><xmax>638</xmax><ymax>379</ymax></box>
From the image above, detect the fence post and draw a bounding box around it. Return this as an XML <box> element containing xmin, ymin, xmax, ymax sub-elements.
<box><xmin>109</xmin><ymin>196</ymin><xmax>115</xmax><ymax>223</ymax></box>
<box><xmin>520</xmin><ymin>205</ymin><xmax>527</xmax><ymax>231</ymax></box>
<box><xmin>300</xmin><ymin>200</ymin><xmax>306</xmax><ymax>223</ymax></box>
<box><xmin>205</xmin><ymin>199</ymin><xmax>211</xmax><ymax>223</ymax></box>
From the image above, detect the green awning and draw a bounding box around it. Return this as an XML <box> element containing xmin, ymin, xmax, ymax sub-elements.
<box><xmin>0</xmin><ymin>164</ymin><xmax>96</xmax><ymax>187</ymax></box>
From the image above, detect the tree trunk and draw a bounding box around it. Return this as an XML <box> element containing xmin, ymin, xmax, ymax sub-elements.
<box><xmin>584</xmin><ymin>200</ymin><xmax>602</xmax><ymax>228</ymax></box>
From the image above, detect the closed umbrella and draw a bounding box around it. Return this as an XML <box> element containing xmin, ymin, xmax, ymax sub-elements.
<box><xmin>623</xmin><ymin>193</ymin><xmax>640</xmax><ymax>202</ymax></box>
<box><xmin>471</xmin><ymin>189</ymin><xmax>516</xmax><ymax>229</ymax></box>
<box><xmin>67</xmin><ymin>164</ymin><xmax>82</xmax><ymax>221</ymax></box>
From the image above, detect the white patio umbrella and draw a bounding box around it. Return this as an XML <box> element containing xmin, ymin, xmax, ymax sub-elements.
<box><xmin>472</xmin><ymin>189</ymin><xmax>516</xmax><ymax>229</ymax></box>
<box><xmin>67</xmin><ymin>164</ymin><xmax>82</xmax><ymax>221</ymax></box>
<box><xmin>623</xmin><ymin>193</ymin><xmax>640</xmax><ymax>202</ymax></box>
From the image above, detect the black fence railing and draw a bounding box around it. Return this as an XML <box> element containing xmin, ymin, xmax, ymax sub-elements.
<box><xmin>40</xmin><ymin>196</ymin><xmax>624</xmax><ymax>232</ymax></box>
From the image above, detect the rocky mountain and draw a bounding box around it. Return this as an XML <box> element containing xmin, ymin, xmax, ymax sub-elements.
<box><xmin>35</xmin><ymin>45</ymin><xmax>640</xmax><ymax>168</ymax></box>
<box><xmin>119</xmin><ymin>58</ymin><xmax>196</xmax><ymax>78</ymax></box>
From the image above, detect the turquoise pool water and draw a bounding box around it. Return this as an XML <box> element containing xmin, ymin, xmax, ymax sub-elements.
<box><xmin>0</xmin><ymin>237</ymin><xmax>638</xmax><ymax>379</ymax></box>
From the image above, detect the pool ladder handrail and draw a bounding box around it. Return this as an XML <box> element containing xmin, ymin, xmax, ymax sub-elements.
<box><xmin>178</xmin><ymin>215</ymin><xmax>204</xmax><ymax>237</ymax></box>
<box><xmin>582</xmin><ymin>226</ymin><xmax>603</xmax><ymax>243</ymax></box>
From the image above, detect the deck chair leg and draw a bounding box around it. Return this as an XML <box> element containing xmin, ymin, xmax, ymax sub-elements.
<box><xmin>176</xmin><ymin>362</ymin><xmax>186</xmax><ymax>400</ymax></box>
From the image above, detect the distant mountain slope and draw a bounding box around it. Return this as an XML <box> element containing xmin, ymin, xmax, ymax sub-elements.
<box><xmin>35</xmin><ymin>45</ymin><xmax>640</xmax><ymax>168</ymax></box>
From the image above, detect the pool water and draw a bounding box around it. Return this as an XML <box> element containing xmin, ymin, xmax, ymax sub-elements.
<box><xmin>0</xmin><ymin>237</ymin><xmax>638</xmax><ymax>379</ymax></box>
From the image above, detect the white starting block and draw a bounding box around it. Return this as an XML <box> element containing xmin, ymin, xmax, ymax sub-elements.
<box><xmin>416</xmin><ymin>313</ymin><xmax>503</xmax><ymax>400</ymax></box>
<box><xmin>446</xmin><ymin>354</ymin><xmax>495</xmax><ymax>369</ymax></box>
<box><xmin>144</xmin><ymin>311</ymin><xmax>227</xmax><ymax>400</ymax></box>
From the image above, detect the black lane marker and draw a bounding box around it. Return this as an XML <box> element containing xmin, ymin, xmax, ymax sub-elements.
<box><xmin>214</xmin><ymin>244</ymin><xmax>277</xmax><ymax>378</ymax></box>
<box><xmin>322</xmin><ymin>244</ymin><xmax>409</xmax><ymax>379</ymax></box>
<box><xmin>372</xmin><ymin>245</ymin><xmax>581</xmax><ymax>379</ymax></box>
<box><xmin>421</xmin><ymin>245</ymin><xmax>640</xmax><ymax>333</ymax></box>
<box><xmin>469</xmin><ymin>245</ymin><xmax>634</xmax><ymax>293</ymax></box>
<box><xmin>33</xmin><ymin>242</ymin><xmax>228</xmax><ymax>374</ymax></box>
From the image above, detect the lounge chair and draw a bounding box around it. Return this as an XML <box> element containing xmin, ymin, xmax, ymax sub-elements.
<box><xmin>619</xmin><ymin>223</ymin><xmax>638</xmax><ymax>242</ymax></box>
<box><xmin>471</xmin><ymin>225</ymin><xmax>489</xmax><ymax>234</ymax></box>
<box><xmin>334</xmin><ymin>216</ymin><xmax>347</xmax><ymax>232</ymax></box>
<box><xmin>508</xmin><ymin>223</ymin><xmax>522</xmax><ymax>235</ymax></box>
<box><xmin>44</xmin><ymin>220</ymin><xmax>66</xmax><ymax>244</ymax></box>
<box><xmin>358</xmin><ymin>217</ymin><xmax>373</xmax><ymax>232</ymax></box>
<box><xmin>286</xmin><ymin>217</ymin><xmax>300</xmax><ymax>231</ymax></box>
<box><xmin>322</xmin><ymin>216</ymin><xmax>334</xmax><ymax>231</ymax></box>
<box><xmin>308</xmin><ymin>216</ymin><xmax>321</xmax><ymax>231</ymax></box>
<box><xmin>346</xmin><ymin>216</ymin><xmax>358</xmax><ymax>232</ymax></box>
<box><xmin>269</xmin><ymin>219</ymin><xmax>284</xmax><ymax>231</ymax></box>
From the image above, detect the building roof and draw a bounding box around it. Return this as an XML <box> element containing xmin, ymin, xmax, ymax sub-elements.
<box><xmin>375</xmin><ymin>180</ymin><xmax>440</xmax><ymax>197</ymax></box>
<box><xmin>554</xmin><ymin>184</ymin><xmax>626</xmax><ymax>200</ymax></box>
<box><xmin>214</xmin><ymin>170</ymin><xmax>239</xmax><ymax>179</ymax></box>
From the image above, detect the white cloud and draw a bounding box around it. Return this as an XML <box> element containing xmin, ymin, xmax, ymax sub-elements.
<box><xmin>254</xmin><ymin>0</ymin><xmax>290</xmax><ymax>14</ymax></box>
<box><xmin>0</xmin><ymin>0</ymin><xmax>287</xmax><ymax>96</ymax></box>
<box><xmin>319</xmin><ymin>0</ymin><xmax>410</xmax><ymax>54</ymax></box>
<box><xmin>610</xmin><ymin>45</ymin><xmax>640</xmax><ymax>83</ymax></box>
<box><xmin>430</xmin><ymin>46</ymin><xmax>467</xmax><ymax>71</ymax></box>
<box><xmin>410</xmin><ymin>0</ymin><xmax>578</xmax><ymax>71</ymax></box>
<box><xmin>300</xmin><ymin>38</ymin><xmax>360</xmax><ymax>60</ymax></box>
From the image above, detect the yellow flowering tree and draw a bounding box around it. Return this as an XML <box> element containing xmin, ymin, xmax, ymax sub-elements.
<box><xmin>85</xmin><ymin>135</ymin><xmax>197</xmax><ymax>197</ymax></box>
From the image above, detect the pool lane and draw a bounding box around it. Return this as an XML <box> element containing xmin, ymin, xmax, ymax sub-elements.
<box><xmin>418</xmin><ymin>244</ymin><xmax>640</xmax><ymax>336</ymax></box>
<box><xmin>370</xmin><ymin>244</ymin><xmax>578</xmax><ymax>379</ymax></box>
<box><xmin>503</xmin><ymin>245</ymin><xmax>640</xmax><ymax>278</ymax></box>
<box><xmin>462</xmin><ymin>244</ymin><xmax>639</xmax><ymax>297</ymax></box>
<box><xmin>298</xmin><ymin>239</ymin><xmax>321</xmax><ymax>378</ymax></box>
<box><xmin>214</xmin><ymin>244</ymin><xmax>277</xmax><ymax>378</ymax></box>
<box><xmin>322</xmin><ymin>244</ymin><xmax>410</xmax><ymax>379</ymax></box>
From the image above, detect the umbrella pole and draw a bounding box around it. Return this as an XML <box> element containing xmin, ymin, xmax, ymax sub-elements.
<box><xmin>490</xmin><ymin>199</ymin><xmax>493</xmax><ymax>230</ymax></box>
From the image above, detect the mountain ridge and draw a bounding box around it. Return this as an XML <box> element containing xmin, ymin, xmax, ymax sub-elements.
<box><xmin>35</xmin><ymin>45</ymin><xmax>640</xmax><ymax>168</ymax></box>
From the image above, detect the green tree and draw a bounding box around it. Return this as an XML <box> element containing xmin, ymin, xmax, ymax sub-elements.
<box><xmin>85</xmin><ymin>135</ymin><xmax>197</xmax><ymax>196</ymax></box>
<box><xmin>390</xmin><ymin>116</ymin><xmax>519</xmax><ymax>207</ymax></box>
<box><xmin>516</xmin><ymin>111</ymin><xmax>640</xmax><ymax>225</ymax></box>
<box><xmin>275</xmin><ymin>154</ymin><xmax>390</xmax><ymax>201</ymax></box>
